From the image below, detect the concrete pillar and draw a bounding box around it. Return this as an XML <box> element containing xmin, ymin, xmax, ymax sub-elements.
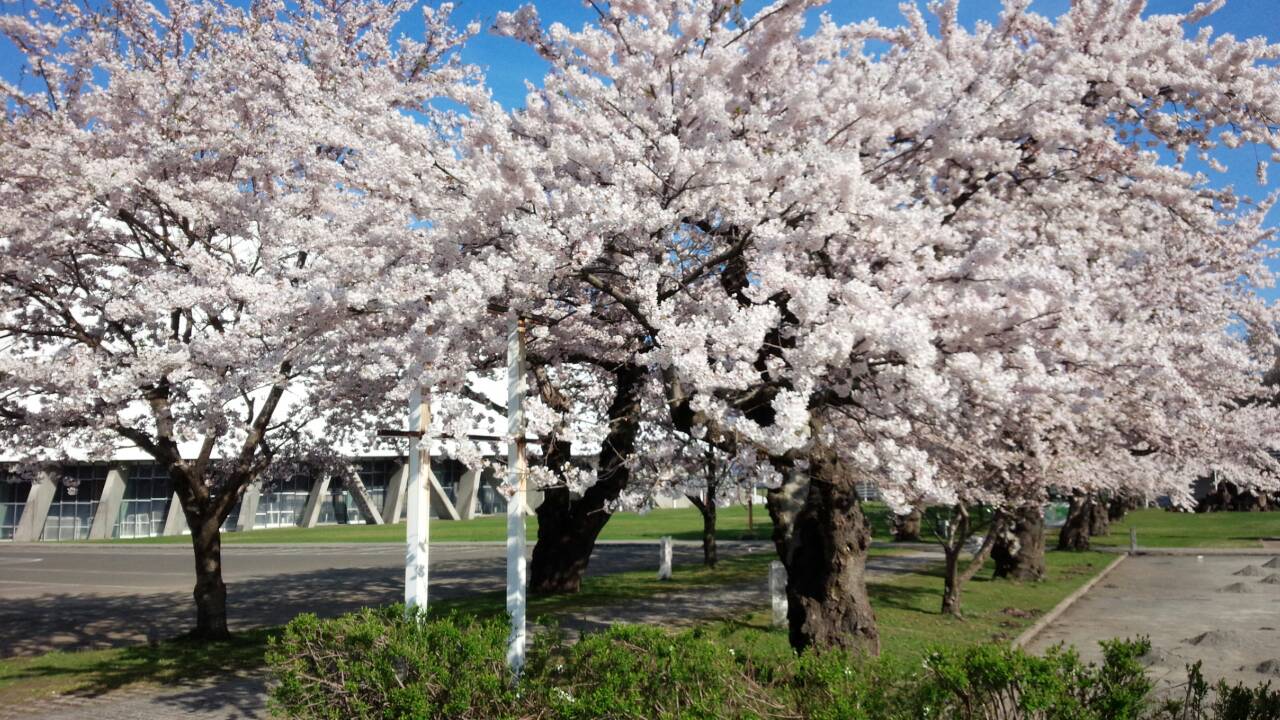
<box><xmin>429</xmin><ymin>474</ymin><xmax>461</xmax><ymax>521</ymax></box>
<box><xmin>236</xmin><ymin>484</ymin><xmax>261</xmax><ymax>532</ymax></box>
<box><xmin>162</xmin><ymin>492</ymin><xmax>186</xmax><ymax>536</ymax></box>
<box><xmin>382</xmin><ymin>463</ymin><xmax>407</xmax><ymax>524</ymax></box>
<box><xmin>345</xmin><ymin>469</ymin><xmax>383</xmax><ymax>525</ymax></box>
<box><xmin>299</xmin><ymin>474</ymin><xmax>331</xmax><ymax>528</ymax></box>
<box><xmin>13</xmin><ymin>471</ymin><xmax>56</xmax><ymax>542</ymax></box>
<box><xmin>456</xmin><ymin>469</ymin><xmax>480</xmax><ymax>520</ymax></box>
<box><xmin>88</xmin><ymin>466</ymin><xmax>127</xmax><ymax>540</ymax></box>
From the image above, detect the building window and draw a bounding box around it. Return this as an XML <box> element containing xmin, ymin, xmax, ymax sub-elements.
<box><xmin>318</xmin><ymin>459</ymin><xmax>398</xmax><ymax>525</ymax></box>
<box><xmin>477</xmin><ymin>468</ymin><xmax>508</xmax><ymax>516</ymax></box>
<box><xmin>255</xmin><ymin>475</ymin><xmax>312</xmax><ymax>528</ymax></box>
<box><xmin>431</xmin><ymin>458</ymin><xmax>466</xmax><ymax>517</ymax></box>
<box><xmin>42</xmin><ymin>466</ymin><xmax>107</xmax><ymax>541</ymax></box>
<box><xmin>1</xmin><ymin>474</ymin><xmax>30</xmax><ymax>540</ymax></box>
<box><xmin>114</xmin><ymin>464</ymin><xmax>172</xmax><ymax>539</ymax></box>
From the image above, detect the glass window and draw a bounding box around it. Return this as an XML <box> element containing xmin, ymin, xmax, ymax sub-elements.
<box><xmin>0</xmin><ymin>472</ymin><xmax>31</xmax><ymax>540</ymax></box>
<box><xmin>318</xmin><ymin>459</ymin><xmax>398</xmax><ymax>525</ymax></box>
<box><xmin>477</xmin><ymin>468</ymin><xmax>508</xmax><ymax>516</ymax></box>
<box><xmin>255</xmin><ymin>475</ymin><xmax>312</xmax><ymax>528</ymax></box>
<box><xmin>42</xmin><ymin>466</ymin><xmax>107</xmax><ymax>541</ymax></box>
<box><xmin>431</xmin><ymin>458</ymin><xmax>465</xmax><ymax>518</ymax></box>
<box><xmin>114</xmin><ymin>464</ymin><xmax>173</xmax><ymax>539</ymax></box>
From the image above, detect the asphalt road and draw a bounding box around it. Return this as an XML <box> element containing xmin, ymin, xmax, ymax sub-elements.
<box><xmin>0</xmin><ymin>540</ymin><xmax>733</xmax><ymax>657</ymax></box>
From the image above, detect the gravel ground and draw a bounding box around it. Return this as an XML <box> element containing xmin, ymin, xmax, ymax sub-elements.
<box><xmin>1028</xmin><ymin>553</ymin><xmax>1280</xmax><ymax>692</ymax></box>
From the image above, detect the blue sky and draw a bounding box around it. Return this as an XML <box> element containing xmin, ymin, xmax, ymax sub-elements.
<box><xmin>3</xmin><ymin>0</ymin><xmax>1279</xmax><ymax>295</ymax></box>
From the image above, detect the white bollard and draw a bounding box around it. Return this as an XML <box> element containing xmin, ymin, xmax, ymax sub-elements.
<box><xmin>658</xmin><ymin>536</ymin><xmax>673</xmax><ymax>580</ymax></box>
<box><xmin>770</xmin><ymin>561</ymin><xmax>788</xmax><ymax>627</ymax></box>
<box><xmin>1129</xmin><ymin>527</ymin><xmax>1137</xmax><ymax>553</ymax></box>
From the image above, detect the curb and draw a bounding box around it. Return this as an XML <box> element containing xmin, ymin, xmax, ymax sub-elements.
<box><xmin>1094</xmin><ymin>546</ymin><xmax>1280</xmax><ymax>557</ymax></box>
<box><xmin>1012</xmin><ymin>553</ymin><xmax>1127</xmax><ymax>649</ymax></box>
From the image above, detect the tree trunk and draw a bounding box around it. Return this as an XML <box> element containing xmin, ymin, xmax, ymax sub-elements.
<box><xmin>189</xmin><ymin>513</ymin><xmax>230</xmax><ymax>640</ymax></box>
<box><xmin>770</xmin><ymin>452</ymin><xmax>879</xmax><ymax>655</ymax></box>
<box><xmin>939</xmin><ymin>505</ymin><xmax>997</xmax><ymax>617</ymax></box>
<box><xmin>941</xmin><ymin>543</ymin><xmax>962</xmax><ymax>616</ymax></box>
<box><xmin>689</xmin><ymin>451</ymin><xmax>718</xmax><ymax>568</ymax></box>
<box><xmin>529</xmin><ymin>365</ymin><xmax>642</xmax><ymax>594</ymax></box>
<box><xmin>1088</xmin><ymin>495</ymin><xmax>1110</xmax><ymax>536</ymax></box>
<box><xmin>1057</xmin><ymin>492</ymin><xmax>1091</xmax><ymax>551</ymax></box>
<box><xmin>992</xmin><ymin>504</ymin><xmax>1046</xmax><ymax>581</ymax></box>
<box><xmin>687</xmin><ymin>495</ymin><xmax>717</xmax><ymax>568</ymax></box>
<box><xmin>891</xmin><ymin>507</ymin><xmax>922</xmax><ymax>542</ymax></box>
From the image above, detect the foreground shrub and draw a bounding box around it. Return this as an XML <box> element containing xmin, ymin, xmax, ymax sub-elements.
<box><xmin>905</xmin><ymin>638</ymin><xmax>1151</xmax><ymax>720</ymax></box>
<box><xmin>530</xmin><ymin>624</ymin><xmax>775</xmax><ymax>719</ymax></box>
<box><xmin>266</xmin><ymin>607</ymin><xmax>516</xmax><ymax>720</ymax></box>
<box><xmin>266</xmin><ymin>610</ymin><xmax>1280</xmax><ymax>720</ymax></box>
<box><xmin>1152</xmin><ymin>661</ymin><xmax>1280</xmax><ymax>720</ymax></box>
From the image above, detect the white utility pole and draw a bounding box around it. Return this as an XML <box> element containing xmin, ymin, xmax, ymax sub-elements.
<box><xmin>505</xmin><ymin>317</ymin><xmax>529</xmax><ymax>674</ymax></box>
<box><xmin>405</xmin><ymin>385</ymin><xmax>431</xmax><ymax>614</ymax></box>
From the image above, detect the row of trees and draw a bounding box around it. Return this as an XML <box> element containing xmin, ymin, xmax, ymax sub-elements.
<box><xmin>3</xmin><ymin>0</ymin><xmax>1279</xmax><ymax>651</ymax></box>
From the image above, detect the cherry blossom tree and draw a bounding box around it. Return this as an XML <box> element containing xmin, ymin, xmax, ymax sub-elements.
<box><xmin>0</xmin><ymin>0</ymin><xmax>480</xmax><ymax>638</ymax></box>
<box><xmin>471</xmin><ymin>0</ymin><xmax>1280</xmax><ymax>653</ymax></box>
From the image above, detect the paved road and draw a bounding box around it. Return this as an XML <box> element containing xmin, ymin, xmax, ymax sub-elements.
<box><xmin>0</xmin><ymin>540</ymin><xmax>744</xmax><ymax>657</ymax></box>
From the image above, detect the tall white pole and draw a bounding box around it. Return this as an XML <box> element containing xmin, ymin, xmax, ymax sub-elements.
<box><xmin>506</xmin><ymin>317</ymin><xmax>528</xmax><ymax>675</ymax></box>
<box><xmin>405</xmin><ymin>384</ymin><xmax>431</xmax><ymax>615</ymax></box>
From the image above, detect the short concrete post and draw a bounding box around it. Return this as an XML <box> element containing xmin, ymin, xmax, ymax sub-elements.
<box><xmin>1129</xmin><ymin>527</ymin><xmax>1137</xmax><ymax>553</ymax></box>
<box><xmin>658</xmin><ymin>536</ymin><xmax>673</xmax><ymax>580</ymax></box>
<box><xmin>770</xmin><ymin>561</ymin><xmax>788</xmax><ymax>627</ymax></box>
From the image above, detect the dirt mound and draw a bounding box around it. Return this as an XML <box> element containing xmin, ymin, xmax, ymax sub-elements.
<box><xmin>1141</xmin><ymin>647</ymin><xmax>1172</xmax><ymax>668</ymax></box>
<box><xmin>1261</xmin><ymin>574</ymin><xmax>1280</xmax><ymax>585</ymax></box>
<box><xmin>1264</xmin><ymin>557</ymin><xmax>1280</xmax><ymax>569</ymax></box>
<box><xmin>1233</xmin><ymin>565</ymin><xmax>1266</xmax><ymax>577</ymax></box>
<box><xmin>1256</xmin><ymin>660</ymin><xmax>1280</xmax><ymax>677</ymax></box>
<box><xmin>1216</xmin><ymin>583</ymin><xmax>1255</xmax><ymax>594</ymax></box>
<box><xmin>1185</xmin><ymin>629</ymin><xmax>1246</xmax><ymax>647</ymax></box>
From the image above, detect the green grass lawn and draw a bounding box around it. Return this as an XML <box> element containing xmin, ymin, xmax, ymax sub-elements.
<box><xmin>105</xmin><ymin>502</ymin><xmax>894</xmax><ymax>545</ymax></box>
<box><xmin>710</xmin><ymin>550</ymin><xmax>1113</xmax><ymax>668</ymax></box>
<box><xmin>1082</xmin><ymin>508</ymin><xmax>1279</xmax><ymax>549</ymax></box>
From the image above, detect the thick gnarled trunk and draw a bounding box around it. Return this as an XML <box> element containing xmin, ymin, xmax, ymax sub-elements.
<box><xmin>1088</xmin><ymin>495</ymin><xmax>1110</xmax><ymax>536</ymax></box>
<box><xmin>992</xmin><ymin>504</ymin><xmax>1046</xmax><ymax>582</ymax></box>
<box><xmin>770</xmin><ymin>454</ymin><xmax>879</xmax><ymax>655</ymax></box>
<box><xmin>1057</xmin><ymin>492</ymin><xmax>1092</xmax><ymax>551</ymax></box>
<box><xmin>529</xmin><ymin>365</ymin><xmax>642</xmax><ymax>594</ymax></box>
<box><xmin>891</xmin><ymin>507</ymin><xmax>922</xmax><ymax>542</ymax></box>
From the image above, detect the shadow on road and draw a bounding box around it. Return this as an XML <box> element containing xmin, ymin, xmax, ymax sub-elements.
<box><xmin>0</xmin><ymin>543</ymin><xmax>723</xmax><ymax>658</ymax></box>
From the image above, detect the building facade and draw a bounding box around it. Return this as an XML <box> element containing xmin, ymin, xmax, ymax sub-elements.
<box><xmin>0</xmin><ymin>456</ymin><xmax>529</xmax><ymax>542</ymax></box>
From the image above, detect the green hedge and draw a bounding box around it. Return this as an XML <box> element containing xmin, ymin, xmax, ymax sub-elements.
<box><xmin>266</xmin><ymin>607</ymin><xmax>1274</xmax><ymax>720</ymax></box>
